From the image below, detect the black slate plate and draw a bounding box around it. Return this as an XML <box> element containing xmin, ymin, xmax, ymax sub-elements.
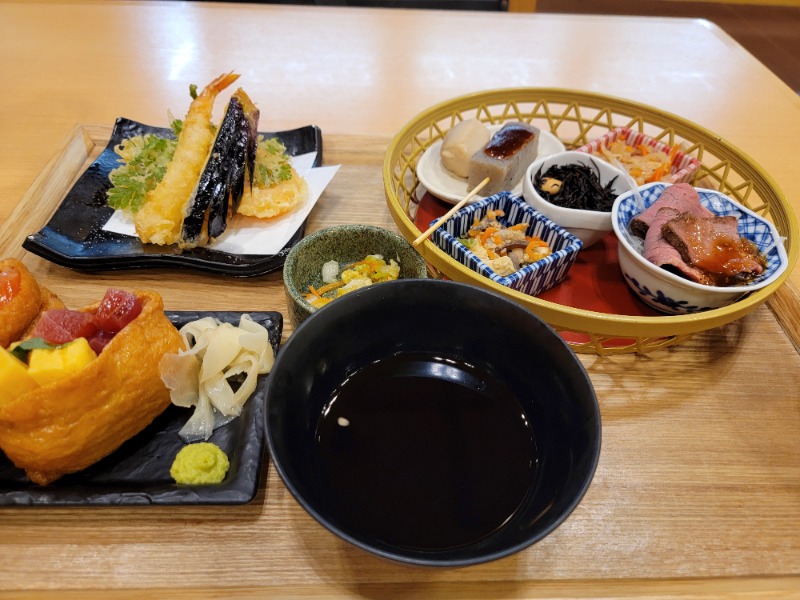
<box><xmin>0</xmin><ymin>310</ymin><xmax>282</xmax><ymax>506</ymax></box>
<box><xmin>22</xmin><ymin>118</ymin><xmax>323</xmax><ymax>277</ymax></box>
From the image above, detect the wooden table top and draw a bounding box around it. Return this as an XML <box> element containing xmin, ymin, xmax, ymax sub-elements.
<box><xmin>1</xmin><ymin>1</ymin><xmax>799</xmax><ymax>597</ymax></box>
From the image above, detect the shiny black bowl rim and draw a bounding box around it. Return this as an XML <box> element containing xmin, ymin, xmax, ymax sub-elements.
<box><xmin>265</xmin><ymin>279</ymin><xmax>601</xmax><ymax>567</ymax></box>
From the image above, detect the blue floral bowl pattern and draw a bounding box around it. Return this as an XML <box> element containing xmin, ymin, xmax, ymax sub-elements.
<box><xmin>612</xmin><ymin>182</ymin><xmax>790</xmax><ymax>315</ymax></box>
<box><xmin>431</xmin><ymin>192</ymin><xmax>583</xmax><ymax>297</ymax></box>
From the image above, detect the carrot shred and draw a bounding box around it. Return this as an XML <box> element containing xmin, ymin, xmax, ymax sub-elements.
<box><xmin>524</xmin><ymin>237</ymin><xmax>550</xmax><ymax>262</ymax></box>
<box><xmin>480</xmin><ymin>227</ymin><xmax>497</xmax><ymax>244</ymax></box>
<box><xmin>668</xmin><ymin>144</ymin><xmax>680</xmax><ymax>160</ymax></box>
<box><xmin>311</xmin><ymin>279</ymin><xmax>347</xmax><ymax>296</ymax></box>
<box><xmin>646</xmin><ymin>165</ymin><xmax>666</xmax><ymax>183</ymax></box>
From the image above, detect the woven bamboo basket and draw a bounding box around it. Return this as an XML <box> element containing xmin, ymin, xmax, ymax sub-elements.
<box><xmin>383</xmin><ymin>88</ymin><xmax>798</xmax><ymax>355</ymax></box>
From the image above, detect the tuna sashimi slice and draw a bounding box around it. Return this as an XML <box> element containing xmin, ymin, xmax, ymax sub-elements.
<box><xmin>87</xmin><ymin>330</ymin><xmax>116</xmax><ymax>355</ymax></box>
<box><xmin>32</xmin><ymin>309</ymin><xmax>99</xmax><ymax>345</ymax></box>
<box><xmin>94</xmin><ymin>288</ymin><xmax>142</xmax><ymax>333</ymax></box>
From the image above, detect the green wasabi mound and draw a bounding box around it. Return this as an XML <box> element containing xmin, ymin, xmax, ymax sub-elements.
<box><xmin>170</xmin><ymin>442</ymin><xmax>230</xmax><ymax>485</ymax></box>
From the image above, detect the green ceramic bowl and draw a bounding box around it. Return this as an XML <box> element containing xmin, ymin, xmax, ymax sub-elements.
<box><xmin>283</xmin><ymin>224</ymin><xmax>429</xmax><ymax>328</ymax></box>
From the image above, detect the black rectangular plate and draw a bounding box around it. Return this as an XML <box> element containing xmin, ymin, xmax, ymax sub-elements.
<box><xmin>23</xmin><ymin>118</ymin><xmax>323</xmax><ymax>277</ymax></box>
<box><xmin>0</xmin><ymin>310</ymin><xmax>282</xmax><ymax>506</ymax></box>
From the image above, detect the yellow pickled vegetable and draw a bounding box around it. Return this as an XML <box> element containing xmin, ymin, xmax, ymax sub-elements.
<box><xmin>303</xmin><ymin>254</ymin><xmax>401</xmax><ymax>308</ymax></box>
<box><xmin>0</xmin><ymin>346</ymin><xmax>39</xmax><ymax>404</ymax></box>
<box><xmin>27</xmin><ymin>338</ymin><xmax>97</xmax><ymax>387</ymax></box>
<box><xmin>170</xmin><ymin>442</ymin><xmax>230</xmax><ymax>485</ymax></box>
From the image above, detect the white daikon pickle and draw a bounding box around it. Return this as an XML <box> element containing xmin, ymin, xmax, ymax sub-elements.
<box><xmin>159</xmin><ymin>314</ymin><xmax>274</xmax><ymax>442</ymax></box>
<box><xmin>321</xmin><ymin>260</ymin><xmax>340</xmax><ymax>284</ymax></box>
<box><xmin>199</xmin><ymin>323</ymin><xmax>242</xmax><ymax>383</ymax></box>
<box><xmin>159</xmin><ymin>353</ymin><xmax>200</xmax><ymax>407</ymax></box>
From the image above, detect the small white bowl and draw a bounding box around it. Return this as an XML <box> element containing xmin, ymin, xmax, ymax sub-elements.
<box><xmin>611</xmin><ymin>182</ymin><xmax>789</xmax><ymax>315</ymax></box>
<box><xmin>522</xmin><ymin>151</ymin><xmax>633</xmax><ymax>248</ymax></box>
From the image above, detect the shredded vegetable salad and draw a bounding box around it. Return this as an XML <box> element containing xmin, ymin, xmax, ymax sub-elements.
<box><xmin>304</xmin><ymin>255</ymin><xmax>400</xmax><ymax>308</ymax></box>
<box><xmin>594</xmin><ymin>140</ymin><xmax>680</xmax><ymax>185</ymax></box>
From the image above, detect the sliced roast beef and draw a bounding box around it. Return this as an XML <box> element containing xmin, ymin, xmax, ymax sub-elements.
<box><xmin>642</xmin><ymin>207</ymin><xmax>711</xmax><ymax>284</ymax></box>
<box><xmin>662</xmin><ymin>213</ymin><xmax>766</xmax><ymax>286</ymax></box>
<box><xmin>630</xmin><ymin>183</ymin><xmax>714</xmax><ymax>238</ymax></box>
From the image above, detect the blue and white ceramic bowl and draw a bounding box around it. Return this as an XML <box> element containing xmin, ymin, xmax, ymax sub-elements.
<box><xmin>612</xmin><ymin>182</ymin><xmax>789</xmax><ymax>315</ymax></box>
<box><xmin>431</xmin><ymin>192</ymin><xmax>582</xmax><ymax>297</ymax></box>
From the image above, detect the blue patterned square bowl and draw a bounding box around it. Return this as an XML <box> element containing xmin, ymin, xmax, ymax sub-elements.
<box><xmin>612</xmin><ymin>182</ymin><xmax>789</xmax><ymax>315</ymax></box>
<box><xmin>430</xmin><ymin>192</ymin><xmax>583</xmax><ymax>297</ymax></box>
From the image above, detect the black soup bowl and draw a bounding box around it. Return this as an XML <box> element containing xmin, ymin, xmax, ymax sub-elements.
<box><xmin>265</xmin><ymin>279</ymin><xmax>601</xmax><ymax>567</ymax></box>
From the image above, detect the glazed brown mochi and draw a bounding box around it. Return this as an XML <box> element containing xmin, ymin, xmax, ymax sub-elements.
<box><xmin>468</xmin><ymin>122</ymin><xmax>540</xmax><ymax>196</ymax></box>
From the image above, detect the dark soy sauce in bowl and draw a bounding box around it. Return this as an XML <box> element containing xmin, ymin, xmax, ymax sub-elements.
<box><xmin>315</xmin><ymin>352</ymin><xmax>538</xmax><ymax>551</ymax></box>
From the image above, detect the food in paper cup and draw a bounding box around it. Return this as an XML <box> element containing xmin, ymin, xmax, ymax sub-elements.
<box><xmin>577</xmin><ymin>126</ymin><xmax>700</xmax><ymax>186</ymax></box>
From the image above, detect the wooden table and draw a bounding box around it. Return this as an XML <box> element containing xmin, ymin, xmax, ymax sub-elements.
<box><xmin>1</xmin><ymin>1</ymin><xmax>799</xmax><ymax>597</ymax></box>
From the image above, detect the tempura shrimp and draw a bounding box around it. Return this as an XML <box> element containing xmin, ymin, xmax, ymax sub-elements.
<box><xmin>133</xmin><ymin>72</ymin><xmax>240</xmax><ymax>246</ymax></box>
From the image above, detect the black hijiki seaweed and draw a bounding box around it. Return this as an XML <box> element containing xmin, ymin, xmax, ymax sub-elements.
<box><xmin>533</xmin><ymin>161</ymin><xmax>619</xmax><ymax>212</ymax></box>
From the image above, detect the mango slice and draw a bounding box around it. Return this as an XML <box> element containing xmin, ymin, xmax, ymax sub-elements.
<box><xmin>27</xmin><ymin>338</ymin><xmax>97</xmax><ymax>387</ymax></box>
<box><xmin>0</xmin><ymin>346</ymin><xmax>39</xmax><ymax>404</ymax></box>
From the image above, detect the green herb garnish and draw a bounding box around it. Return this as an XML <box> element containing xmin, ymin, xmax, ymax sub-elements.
<box><xmin>106</xmin><ymin>115</ymin><xmax>184</xmax><ymax>213</ymax></box>
<box><xmin>254</xmin><ymin>137</ymin><xmax>293</xmax><ymax>187</ymax></box>
<box><xmin>170</xmin><ymin>117</ymin><xmax>183</xmax><ymax>138</ymax></box>
<box><xmin>10</xmin><ymin>338</ymin><xmax>60</xmax><ymax>363</ymax></box>
<box><xmin>107</xmin><ymin>135</ymin><xmax>178</xmax><ymax>212</ymax></box>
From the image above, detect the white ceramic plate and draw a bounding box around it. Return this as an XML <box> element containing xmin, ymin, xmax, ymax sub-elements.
<box><xmin>416</xmin><ymin>125</ymin><xmax>566</xmax><ymax>205</ymax></box>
